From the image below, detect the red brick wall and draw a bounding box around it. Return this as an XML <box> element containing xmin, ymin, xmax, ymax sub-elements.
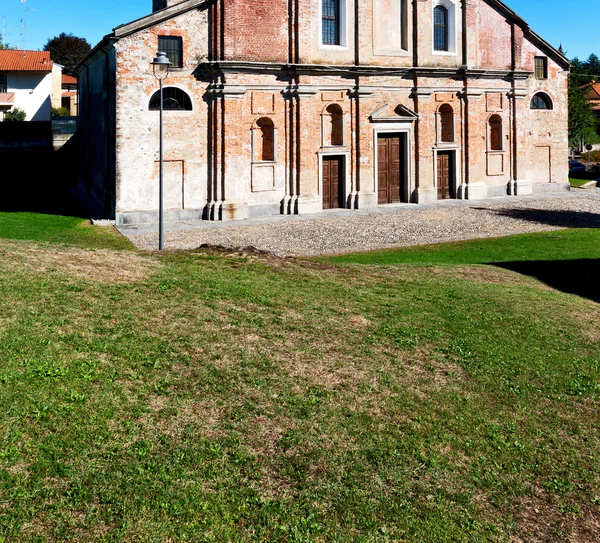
<box><xmin>223</xmin><ymin>0</ymin><xmax>289</xmax><ymax>63</ymax></box>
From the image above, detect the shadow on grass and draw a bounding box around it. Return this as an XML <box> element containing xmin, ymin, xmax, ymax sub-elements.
<box><xmin>476</xmin><ymin>208</ymin><xmax>600</xmax><ymax>229</ymax></box>
<box><xmin>493</xmin><ymin>259</ymin><xmax>600</xmax><ymax>303</ymax></box>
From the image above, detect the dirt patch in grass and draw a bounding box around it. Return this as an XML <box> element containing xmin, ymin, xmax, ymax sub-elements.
<box><xmin>428</xmin><ymin>265</ymin><xmax>552</xmax><ymax>289</ymax></box>
<box><xmin>512</xmin><ymin>493</ymin><xmax>600</xmax><ymax>543</ymax></box>
<box><xmin>570</xmin><ymin>306</ymin><xmax>600</xmax><ymax>343</ymax></box>
<box><xmin>0</xmin><ymin>241</ymin><xmax>160</xmax><ymax>284</ymax></box>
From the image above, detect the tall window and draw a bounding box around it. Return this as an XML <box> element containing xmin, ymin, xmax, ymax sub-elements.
<box><xmin>531</xmin><ymin>93</ymin><xmax>553</xmax><ymax>110</ymax></box>
<box><xmin>158</xmin><ymin>36</ymin><xmax>183</xmax><ymax>68</ymax></box>
<box><xmin>535</xmin><ymin>57</ymin><xmax>548</xmax><ymax>80</ymax></box>
<box><xmin>322</xmin><ymin>0</ymin><xmax>341</xmax><ymax>45</ymax></box>
<box><xmin>433</xmin><ymin>5</ymin><xmax>449</xmax><ymax>51</ymax></box>
<box><xmin>439</xmin><ymin>104</ymin><xmax>454</xmax><ymax>143</ymax></box>
<box><xmin>489</xmin><ymin>115</ymin><xmax>503</xmax><ymax>151</ymax></box>
<box><xmin>0</xmin><ymin>74</ymin><xmax>7</xmax><ymax>93</ymax></box>
<box><xmin>149</xmin><ymin>87</ymin><xmax>193</xmax><ymax>111</ymax></box>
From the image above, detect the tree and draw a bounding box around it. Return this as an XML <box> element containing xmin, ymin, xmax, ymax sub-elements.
<box><xmin>568</xmin><ymin>82</ymin><xmax>598</xmax><ymax>147</ymax></box>
<box><xmin>43</xmin><ymin>33</ymin><xmax>90</xmax><ymax>76</ymax></box>
<box><xmin>4</xmin><ymin>108</ymin><xmax>27</xmax><ymax>122</ymax></box>
<box><xmin>583</xmin><ymin>53</ymin><xmax>600</xmax><ymax>78</ymax></box>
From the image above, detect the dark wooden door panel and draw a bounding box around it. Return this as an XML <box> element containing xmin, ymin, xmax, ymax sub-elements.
<box><xmin>323</xmin><ymin>158</ymin><xmax>332</xmax><ymax>209</ymax></box>
<box><xmin>378</xmin><ymin>135</ymin><xmax>402</xmax><ymax>204</ymax></box>
<box><xmin>437</xmin><ymin>152</ymin><xmax>451</xmax><ymax>200</ymax></box>
<box><xmin>389</xmin><ymin>136</ymin><xmax>401</xmax><ymax>203</ymax></box>
<box><xmin>323</xmin><ymin>156</ymin><xmax>343</xmax><ymax>210</ymax></box>
<box><xmin>377</xmin><ymin>138</ymin><xmax>389</xmax><ymax>205</ymax></box>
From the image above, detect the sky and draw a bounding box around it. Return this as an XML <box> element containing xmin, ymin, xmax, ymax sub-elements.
<box><xmin>0</xmin><ymin>0</ymin><xmax>597</xmax><ymax>61</ymax></box>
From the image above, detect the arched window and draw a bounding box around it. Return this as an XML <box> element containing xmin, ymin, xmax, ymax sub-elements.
<box><xmin>439</xmin><ymin>104</ymin><xmax>454</xmax><ymax>143</ymax></box>
<box><xmin>149</xmin><ymin>87</ymin><xmax>193</xmax><ymax>111</ymax></box>
<box><xmin>488</xmin><ymin>114</ymin><xmax>503</xmax><ymax>151</ymax></box>
<box><xmin>323</xmin><ymin>104</ymin><xmax>344</xmax><ymax>146</ymax></box>
<box><xmin>530</xmin><ymin>92</ymin><xmax>553</xmax><ymax>110</ymax></box>
<box><xmin>433</xmin><ymin>5</ymin><xmax>449</xmax><ymax>51</ymax></box>
<box><xmin>254</xmin><ymin>117</ymin><xmax>275</xmax><ymax>162</ymax></box>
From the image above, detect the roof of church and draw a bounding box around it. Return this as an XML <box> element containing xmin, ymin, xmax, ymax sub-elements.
<box><xmin>78</xmin><ymin>0</ymin><xmax>569</xmax><ymax>71</ymax></box>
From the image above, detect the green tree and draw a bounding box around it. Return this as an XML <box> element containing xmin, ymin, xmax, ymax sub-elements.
<box><xmin>51</xmin><ymin>106</ymin><xmax>70</xmax><ymax>117</ymax></box>
<box><xmin>43</xmin><ymin>33</ymin><xmax>90</xmax><ymax>76</ymax></box>
<box><xmin>583</xmin><ymin>53</ymin><xmax>600</xmax><ymax>77</ymax></box>
<box><xmin>4</xmin><ymin>108</ymin><xmax>27</xmax><ymax>122</ymax></box>
<box><xmin>568</xmin><ymin>82</ymin><xmax>598</xmax><ymax>147</ymax></box>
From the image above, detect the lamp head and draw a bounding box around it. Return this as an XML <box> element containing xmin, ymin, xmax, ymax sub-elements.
<box><xmin>151</xmin><ymin>51</ymin><xmax>171</xmax><ymax>79</ymax></box>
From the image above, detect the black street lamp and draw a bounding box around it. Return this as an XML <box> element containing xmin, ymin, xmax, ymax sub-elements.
<box><xmin>150</xmin><ymin>51</ymin><xmax>171</xmax><ymax>251</ymax></box>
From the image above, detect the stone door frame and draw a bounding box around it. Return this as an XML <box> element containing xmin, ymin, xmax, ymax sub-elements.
<box><xmin>318</xmin><ymin>150</ymin><xmax>351</xmax><ymax>210</ymax></box>
<box><xmin>372</xmin><ymin>124</ymin><xmax>413</xmax><ymax>204</ymax></box>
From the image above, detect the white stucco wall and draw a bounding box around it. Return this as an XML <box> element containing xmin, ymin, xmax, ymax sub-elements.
<box><xmin>6</xmin><ymin>71</ymin><xmax>52</xmax><ymax>121</ymax></box>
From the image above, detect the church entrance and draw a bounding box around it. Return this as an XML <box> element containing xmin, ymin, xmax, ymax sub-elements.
<box><xmin>322</xmin><ymin>155</ymin><xmax>345</xmax><ymax>210</ymax></box>
<box><xmin>377</xmin><ymin>133</ymin><xmax>408</xmax><ymax>204</ymax></box>
<box><xmin>436</xmin><ymin>151</ymin><xmax>456</xmax><ymax>199</ymax></box>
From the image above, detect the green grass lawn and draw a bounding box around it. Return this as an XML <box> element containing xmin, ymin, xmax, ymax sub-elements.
<box><xmin>320</xmin><ymin>229</ymin><xmax>600</xmax><ymax>266</ymax></box>
<box><xmin>0</xmin><ymin>212</ymin><xmax>132</xmax><ymax>250</ymax></box>
<box><xmin>569</xmin><ymin>177</ymin><xmax>594</xmax><ymax>188</ymax></box>
<box><xmin>0</xmin><ymin>227</ymin><xmax>599</xmax><ymax>542</ymax></box>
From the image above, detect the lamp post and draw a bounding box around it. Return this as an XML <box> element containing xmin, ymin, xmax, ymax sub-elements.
<box><xmin>151</xmin><ymin>51</ymin><xmax>171</xmax><ymax>251</ymax></box>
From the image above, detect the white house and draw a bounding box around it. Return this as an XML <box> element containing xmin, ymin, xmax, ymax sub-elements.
<box><xmin>0</xmin><ymin>49</ymin><xmax>59</xmax><ymax>121</ymax></box>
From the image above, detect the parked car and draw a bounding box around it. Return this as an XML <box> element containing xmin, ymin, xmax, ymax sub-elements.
<box><xmin>569</xmin><ymin>160</ymin><xmax>586</xmax><ymax>174</ymax></box>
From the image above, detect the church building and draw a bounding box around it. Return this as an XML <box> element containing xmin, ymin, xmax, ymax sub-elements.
<box><xmin>77</xmin><ymin>0</ymin><xmax>569</xmax><ymax>225</ymax></box>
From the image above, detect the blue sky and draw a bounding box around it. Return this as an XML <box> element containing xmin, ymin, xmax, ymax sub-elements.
<box><xmin>0</xmin><ymin>0</ymin><xmax>596</xmax><ymax>61</ymax></box>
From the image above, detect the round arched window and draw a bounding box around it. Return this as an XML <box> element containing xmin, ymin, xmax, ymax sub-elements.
<box><xmin>530</xmin><ymin>92</ymin><xmax>553</xmax><ymax>110</ymax></box>
<box><xmin>149</xmin><ymin>87</ymin><xmax>193</xmax><ymax>111</ymax></box>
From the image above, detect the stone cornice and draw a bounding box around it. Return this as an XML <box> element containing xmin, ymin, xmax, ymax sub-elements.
<box><xmin>196</xmin><ymin>61</ymin><xmax>533</xmax><ymax>82</ymax></box>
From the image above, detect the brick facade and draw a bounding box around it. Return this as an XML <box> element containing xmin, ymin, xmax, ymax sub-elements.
<box><xmin>77</xmin><ymin>0</ymin><xmax>570</xmax><ymax>225</ymax></box>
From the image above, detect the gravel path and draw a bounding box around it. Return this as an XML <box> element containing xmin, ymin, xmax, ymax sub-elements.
<box><xmin>121</xmin><ymin>189</ymin><xmax>600</xmax><ymax>256</ymax></box>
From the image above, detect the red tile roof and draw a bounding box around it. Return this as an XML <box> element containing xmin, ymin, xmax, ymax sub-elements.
<box><xmin>583</xmin><ymin>82</ymin><xmax>600</xmax><ymax>110</ymax></box>
<box><xmin>62</xmin><ymin>74</ymin><xmax>77</xmax><ymax>85</ymax></box>
<box><xmin>0</xmin><ymin>50</ymin><xmax>53</xmax><ymax>72</ymax></box>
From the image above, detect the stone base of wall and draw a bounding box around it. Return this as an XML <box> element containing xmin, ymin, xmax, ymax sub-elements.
<box><xmin>514</xmin><ymin>179</ymin><xmax>533</xmax><ymax>195</ymax></box>
<box><xmin>356</xmin><ymin>192</ymin><xmax>378</xmax><ymax>209</ymax></box>
<box><xmin>487</xmin><ymin>184</ymin><xmax>509</xmax><ymax>198</ymax></box>
<box><xmin>116</xmin><ymin>208</ymin><xmax>204</xmax><ymax>226</ymax></box>
<box><xmin>415</xmin><ymin>187</ymin><xmax>437</xmax><ymax>204</ymax></box>
<box><xmin>532</xmin><ymin>181</ymin><xmax>570</xmax><ymax>194</ymax></box>
<box><xmin>297</xmin><ymin>196</ymin><xmax>322</xmax><ymax>214</ymax></box>
<box><xmin>249</xmin><ymin>202</ymin><xmax>282</xmax><ymax>218</ymax></box>
<box><xmin>458</xmin><ymin>182</ymin><xmax>488</xmax><ymax>200</ymax></box>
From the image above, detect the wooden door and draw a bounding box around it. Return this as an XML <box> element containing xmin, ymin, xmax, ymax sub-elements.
<box><xmin>322</xmin><ymin>156</ymin><xmax>343</xmax><ymax>209</ymax></box>
<box><xmin>437</xmin><ymin>152</ymin><xmax>452</xmax><ymax>200</ymax></box>
<box><xmin>378</xmin><ymin>135</ymin><xmax>402</xmax><ymax>204</ymax></box>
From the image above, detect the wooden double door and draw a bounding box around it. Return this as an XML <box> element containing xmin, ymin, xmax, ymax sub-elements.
<box><xmin>377</xmin><ymin>133</ymin><xmax>408</xmax><ymax>204</ymax></box>
<box><xmin>437</xmin><ymin>151</ymin><xmax>456</xmax><ymax>200</ymax></box>
<box><xmin>322</xmin><ymin>155</ymin><xmax>345</xmax><ymax>210</ymax></box>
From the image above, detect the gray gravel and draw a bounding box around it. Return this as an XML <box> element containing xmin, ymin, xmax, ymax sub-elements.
<box><xmin>120</xmin><ymin>189</ymin><xmax>600</xmax><ymax>256</ymax></box>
